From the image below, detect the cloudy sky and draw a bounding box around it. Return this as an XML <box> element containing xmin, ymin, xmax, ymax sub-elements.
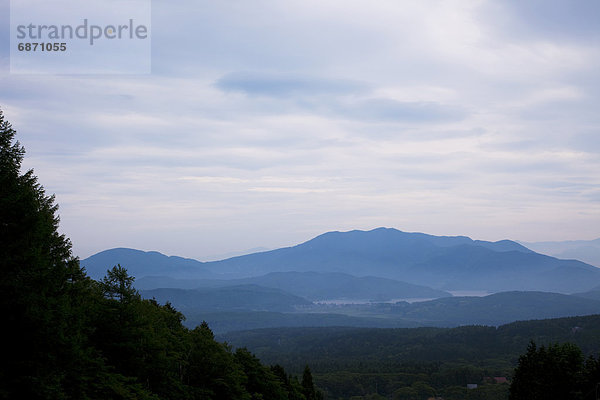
<box><xmin>1</xmin><ymin>0</ymin><xmax>599</xmax><ymax>260</ymax></box>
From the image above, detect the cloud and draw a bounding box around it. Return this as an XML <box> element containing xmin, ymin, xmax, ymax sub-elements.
<box><xmin>0</xmin><ymin>0</ymin><xmax>8</xmax><ymax>68</ymax></box>
<box><xmin>1</xmin><ymin>0</ymin><xmax>599</xmax><ymax>258</ymax></box>
<box><xmin>330</xmin><ymin>98</ymin><xmax>466</xmax><ymax>122</ymax></box>
<box><xmin>216</xmin><ymin>72</ymin><xmax>368</xmax><ymax>97</ymax></box>
<box><xmin>479</xmin><ymin>0</ymin><xmax>600</xmax><ymax>44</ymax></box>
<box><xmin>215</xmin><ymin>72</ymin><xmax>465</xmax><ymax>123</ymax></box>
<box><xmin>568</xmin><ymin>130</ymin><xmax>600</xmax><ymax>153</ymax></box>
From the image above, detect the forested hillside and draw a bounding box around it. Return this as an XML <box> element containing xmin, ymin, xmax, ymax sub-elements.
<box><xmin>0</xmin><ymin>111</ymin><xmax>320</xmax><ymax>400</ymax></box>
<box><xmin>222</xmin><ymin>315</ymin><xmax>600</xmax><ymax>399</ymax></box>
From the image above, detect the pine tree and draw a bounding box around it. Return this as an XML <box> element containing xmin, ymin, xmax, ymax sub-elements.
<box><xmin>101</xmin><ymin>264</ymin><xmax>138</xmax><ymax>302</ymax></box>
<box><xmin>0</xmin><ymin>109</ymin><xmax>90</xmax><ymax>398</ymax></box>
<box><xmin>509</xmin><ymin>341</ymin><xmax>583</xmax><ymax>400</ymax></box>
<box><xmin>301</xmin><ymin>365</ymin><xmax>323</xmax><ymax>400</ymax></box>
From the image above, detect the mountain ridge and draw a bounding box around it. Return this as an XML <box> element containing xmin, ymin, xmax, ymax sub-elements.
<box><xmin>82</xmin><ymin>227</ymin><xmax>600</xmax><ymax>294</ymax></box>
<box><xmin>81</xmin><ymin>247</ymin><xmax>211</xmax><ymax>280</ymax></box>
<box><xmin>519</xmin><ymin>238</ymin><xmax>600</xmax><ymax>267</ymax></box>
<box><xmin>135</xmin><ymin>271</ymin><xmax>451</xmax><ymax>301</ymax></box>
<box><xmin>203</xmin><ymin>228</ymin><xmax>600</xmax><ymax>292</ymax></box>
<box><xmin>166</xmin><ymin>288</ymin><xmax>600</xmax><ymax>333</ymax></box>
<box><xmin>140</xmin><ymin>284</ymin><xmax>312</xmax><ymax>313</ymax></box>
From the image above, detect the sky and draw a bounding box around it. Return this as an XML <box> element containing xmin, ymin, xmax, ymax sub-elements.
<box><xmin>1</xmin><ymin>0</ymin><xmax>599</xmax><ymax>260</ymax></box>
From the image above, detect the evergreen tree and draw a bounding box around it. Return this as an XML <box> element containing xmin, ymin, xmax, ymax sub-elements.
<box><xmin>510</xmin><ymin>341</ymin><xmax>584</xmax><ymax>400</ymax></box>
<box><xmin>101</xmin><ymin>264</ymin><xmax>137</xmax><ymax>302</ymax></box>
<box><xmin>234</xmin><ymin>348</ymin><xmax>288</xmax><ymax>400</ymax></box>
<box><xmin>185</xmin><ymin>321</ymin><xmax>248</xmax><ymax>399</ymax></box>
<box><xmin>271</xmin><ymin>365</ymin><xmax>306</xmax><ymax>400</ymax></box>
<box><xmin>0</xmin><ymin>109</ymin><xmax>91</xmax><ymax>398</ymax></box>
<box><xmin>581</xmin><ymin>356</ymin><xmax>600</xmax><ymax>400</ymax></box>
<box><xmin>301</xmin><ymin>365</ymin><xmax>322</xmax><ymax>400</ymax></box>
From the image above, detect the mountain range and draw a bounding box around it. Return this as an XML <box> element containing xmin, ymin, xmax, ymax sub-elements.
<box><xmin>145</xmin><ymin>288</ymin><xmax>600</xmax><ymax>333</ymax></box>
<box><xmin>201</xmin><ymin>228</ymin><xmax>600</xmax><ymax>293</ymax></box>
<box><xmin>81</xmin><ymin>228</ymin><xmax>600</xmax><ymax>332</ymax></box>
<box><xmin>141</xmin><ymin>285</ymin><xmax>312</xmax><ymax>313</ymax></box>
<box><xmin>82</xmin><ymin>247</ymin><xmax>213</xmax><ymax>280</ymax></box>
<box><xmin>83</xmin><ymin>227</ymin><xmax>600</xmax><ymax>294</ymax></box>
<box><xmin>135</xmin><ymin>271</ymin><xmax>451</xmax><ymax>301</ymax></box>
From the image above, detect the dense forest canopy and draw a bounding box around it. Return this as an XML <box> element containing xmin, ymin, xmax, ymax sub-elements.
<box><xmin>221</xmin><ymin>315</ymin><xmax>600</xmax><ymax>399</ymax></box>
<box><xmin>510</xmin><ymin>341</ymin><xmax>600</xmax><ymax>400</ymax></box>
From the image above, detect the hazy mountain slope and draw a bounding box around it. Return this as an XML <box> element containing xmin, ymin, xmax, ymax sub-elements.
<box><xmin>405</xmin><ymin>244</ymin><xmax>600</xmax><ymax>292</ymax></box>
<box><xmin>140</xmin><ymin>284</ymin><xmax>312</xmax><ymax>313</ymax></box>
<box><xmin>520</xmin><ymin>238</ymin><xmax>600</xmax><ymax>267</ymax></box>
<box><xmin>236</xmin><ymin>271</ymin><xmax>451</xmax><ymax>301</ymax></box>
<box><xmin>135</xmin><ymin>276</ymin><xmax>213</xmax><ymax>290</ymax></box>
<box><xmin>83</xmin><ymin>228</ymin><xmax>600</xmax><ymax>293</ymax></box>
<box><xmin>81</xmin><ymin>248</ymin><xmax>211</xmax><ymax>280</ymax></box>
<box><xmin>204</xmin><ymin>228</ymin><xmax>600</xmax><ymax>292</ymax></box>
<box><xmin>135</xmin><ymin>271</ymin><xmax>451</xmax><ymax>301</ymax></box>
<box><xmin>203</xmin><ymin>247</ymin><xmax>271</xmax><ymax>261</ymax></box>
<box><xmin>572</xmin><ymin>287</ymin><xmax>600</xmax><ymax>302</ymax></box>
<box><xmin>140</xmin><ymin>287</ymin><xmax>600</xmax><ymax>332</ymax></box>
<box><xmin>392</xmin><ymin>291</ymin><xmax>600</xmax><ymax>326</ymax></box>
<box><xmin>205</xmin><ymin>228</ymin><xmax>535</xmax><ymax>279</ymax></box>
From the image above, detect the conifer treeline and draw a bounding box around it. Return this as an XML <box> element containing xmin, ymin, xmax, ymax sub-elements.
<box><xmin>0</xmin><ymin>110</ymin><xmax>321</xmax><ymax>400</ymax></box>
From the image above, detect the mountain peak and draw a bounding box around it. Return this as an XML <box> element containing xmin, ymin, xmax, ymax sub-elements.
<box><xmin>82</xmin><ymin>228</ymin><xmax>600</xmax><ymax>293</ymax></box>
<box><xmin>81</xmin><ymin>247</ymin><xmax>210</xmax><ymax>280</ymax></box>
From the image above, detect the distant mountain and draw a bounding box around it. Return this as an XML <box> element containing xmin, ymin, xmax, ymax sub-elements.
<box><xmin>572</xmin><ymin>286</ymin><xmax>600</xmax><ymax>302</ymax></box>
<box><xmin>81</xmin><ymin>248</ymin><xmax>212</xmax><ymax>280</ymax></box>
<box><xmin>185</xmin><ymin>290</ymin><xmax>600</xmax><ymax>333</ymax></box>
<box><xmin>140</xmin><ymin>287</ymin><xmax>600</xmax><ymax>332</ymax></box>
<box><xmin>202</xmin><ymin>247</ymin><xmax>271</xmax><ymax>262</ymax></box>
<box><xmin>231</xmin><ymin>271</ymin><xmax>451</xmax><ymax>301</ymax></box>
<box><xmin>520</xmin><ymin>238</ymin><xmax>600</xmax><ymax>267</ymax></box>
<box><xmin>135</xmin><ymin>271</ymin><xmax>451</xmax><ymax>301</ymax></box>
<box><xmin>390</xmin><ymin>291</ymin><xmax>600</xmax><ymax>326</ymax></box>
<box><xmin>204</xmin><ymin>228</ymin><xmax>600</xmax><ymax>293</ymax></box>
<box><xmin>140</xmin><ymin>285</ymin><xmax>311</xmax><ymax>313</ymax></box>
<box><xmin>83</xmin><ymin>228</ymin><xmax>600</xmax><ymax>294</ymax></box>
<box><xmin>204</xmin><ymin>228</ymin><xmax>533</xmax><ymax>276</ymax></box>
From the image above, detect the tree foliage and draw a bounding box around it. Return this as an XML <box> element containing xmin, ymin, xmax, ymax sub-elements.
<box><xmin>510</xmin><ymin>341</ymin><xmax>600</xmax><ymax>400</ymax></box>
<box><xmin>0</xmin><ymin>108</ymin><xmax>89</xmax><ymax>398</ymax></box>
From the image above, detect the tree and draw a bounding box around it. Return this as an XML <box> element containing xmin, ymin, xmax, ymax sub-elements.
<box><xmin>185</xmin><ymin>325</ymin><xmax>248</xmax><ymax>399</ymax></box>
<box><xmin>301</xmin><ymin>365</ymin><xmax>323</xmax><ymax>400</ymax></box>
<box><xmin>234</xmin><ymin>348</ymin><xmax>288</xmax><ymax>400</ymax></box>
<box><xmin>271</xmin><ymin>365</ymin><xmax>306</xmax><ymax>400</ymax></box>
<box><xmin>509</xmin><ymin>341</ymin><xmax>583</xmax><ymax>400</ymax></box>
<box><xmin>101</xmin><ymin>264</ymin><xmax>138</xmax><ymax>302</ymax></box>
<box><xmin>581</xmin><ymin>356</ymin><xmax>600</xmax><ymax>400</ymax></box>
<box><xmin>0</xmin><ymin>108</ymin><xmax>92</xmax><ymax>398</ymax></box>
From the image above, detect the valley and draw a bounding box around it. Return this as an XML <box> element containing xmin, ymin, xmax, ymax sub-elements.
<box><xmin>82</xmin><ymin>228</ymin><xmax>600</xmax><ymax>334</ymax></box>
